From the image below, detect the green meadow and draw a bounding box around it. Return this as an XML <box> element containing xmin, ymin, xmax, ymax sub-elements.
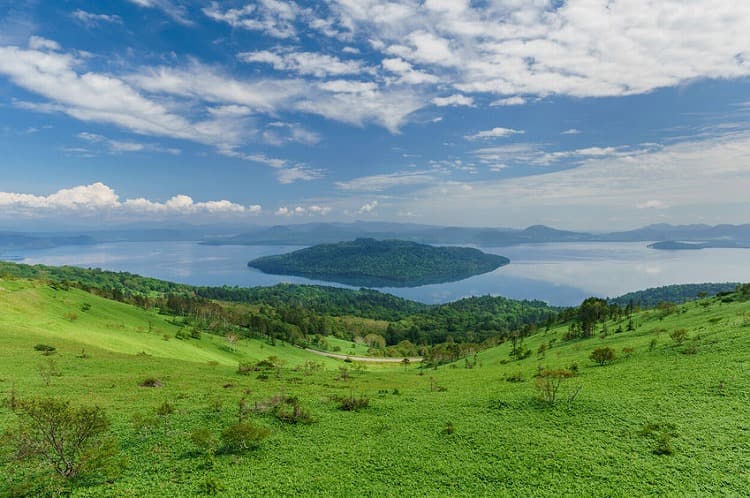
<box><xmin>1</xmin><ymin>277</ymin><xmax>749</xmax><ymax>496</ymax></box>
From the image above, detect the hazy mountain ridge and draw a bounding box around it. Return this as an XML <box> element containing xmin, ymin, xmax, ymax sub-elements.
<box><xmin>4</xmin><ymin>222</ymin><xmax>750</xmax><ymax>250</ymax></box>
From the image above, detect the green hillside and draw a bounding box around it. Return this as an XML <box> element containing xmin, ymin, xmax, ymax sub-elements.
<box><xmin>1</xmin><ymin>276</ymin><xmax>750</xmax><ymax>496</ymax></box>
<box><xmin>248</xmin><ymin>238</ymin><xmax>510</xmax><ymax>287</ymax></box>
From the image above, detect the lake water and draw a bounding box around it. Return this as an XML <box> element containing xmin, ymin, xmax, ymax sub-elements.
<box><xmin>3</xmin><ymin>241</ymin><xmax>750</xmax><ymax>306</ymax></box>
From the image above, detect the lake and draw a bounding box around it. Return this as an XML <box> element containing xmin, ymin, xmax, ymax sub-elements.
<box><xmin>3</xmin><ymin>241</ymin><xmax>750</xmax><ymax>306</ymax></box>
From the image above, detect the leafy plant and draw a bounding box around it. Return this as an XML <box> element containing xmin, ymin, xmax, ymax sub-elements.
<box><xmin>590</xmin><ymin>347</ymin><xmax>617</xmax><ymax>366</ymax></box>
<box><xmin>2</xmin><ymin>397</ymin><xmax>119</xmax><ymax>479</ymax></box>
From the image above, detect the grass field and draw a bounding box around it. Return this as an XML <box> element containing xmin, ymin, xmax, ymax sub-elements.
<box><xmin>1</xmin><ymin>278</ymin><xmax>749</xmax><ymax>496</ymax></box>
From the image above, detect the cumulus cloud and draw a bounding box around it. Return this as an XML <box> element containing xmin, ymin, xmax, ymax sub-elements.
<box><xmin>275</xmin><ymin>204</ymin><xmax>332</xmax><ymax>216</ymax></box>
<box><xmin>330</xmin><ymin>0</ymin><xmax>750</xmax><ymax>99</ymax></box>
<box><xmin>0</xmin><ymin>183</ymin><xmax>260</xmax><ymax>217</ymax></box>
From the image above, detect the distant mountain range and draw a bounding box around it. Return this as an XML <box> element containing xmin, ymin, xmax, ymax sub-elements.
<box><xmin>3</xmin><ymin>222</ymin><xmax>750</xmax><ymax>252</ymax></box>
<box><xmin>201</xmin><ymin>221</ymin><xmax>750</xmax><ymax>247</ymax></box>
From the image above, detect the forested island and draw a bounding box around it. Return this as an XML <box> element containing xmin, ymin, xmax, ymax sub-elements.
<box><xmin>247</xmin><ymin>238</ymin><xmax>510</xmax><ymax>287</ymax></box>
<box><xmin>648</xmin><ymin>240</ymin><xmax>750</xmax><ymax>250</ymax></box>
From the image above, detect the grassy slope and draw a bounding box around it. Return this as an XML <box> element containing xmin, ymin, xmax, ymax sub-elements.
<box><xmin>1</xmin><ymin>279</ymin><xmax>749</xmax><ymax>496</ymax></box>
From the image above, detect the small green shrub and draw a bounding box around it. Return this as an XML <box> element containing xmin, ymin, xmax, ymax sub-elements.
<box><xmin>335</xmin><ymin>394</ymin><xmax>370</xmax><ymax>411</ymax></box>
<box><xmin>33</xmin><ymin>344</ymin><xmax>56</xmax><ymax>354</ymax></box>
<box><xmin>220</xmin><ymin>422</ymin><xmax>271</xmax><ymax>454</ymax></box>
<box><xmin>670</xmin><ymin>329</ymin><xmax>689</xmax><ymax>345</ymax></box>
<box><xmin>139</xmin><ymin>377</ymin><xmax>163</xmax><ymax>388</ymax></box>
<box><xmin>156</xmin><ymin>401</ymin><xmax>174</xmax><ymax>416</ymax></box>
<box><xmin>590</xmin><ymin>347</ymin><xmax>617</xmax><ymax>366</ymax></box>
<box><xmin>441</xmin><ymin>422</ymin><xmax>455</xmax><ymax>435</ymax></box>
<box><xmin>4</xmin><ymin>397</ymin><xmax>119</xmax><ymax>479</ymax></box>
<box><xmin>190</xmin><ymin>427</ymin><xmax>217</xmax><ymax>454</ymax></box>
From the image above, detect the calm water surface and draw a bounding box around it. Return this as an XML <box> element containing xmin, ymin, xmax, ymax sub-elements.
<box><xmin>4</xmin><ymin>241</ymin><xmax>750</xmax><ymax>306</ymax></box>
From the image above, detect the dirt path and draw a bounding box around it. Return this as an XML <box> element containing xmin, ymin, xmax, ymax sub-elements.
<box><xmin>304</xmin><ymin>348</ymin><xmax>423</xmax><ymax>363</ymax></box>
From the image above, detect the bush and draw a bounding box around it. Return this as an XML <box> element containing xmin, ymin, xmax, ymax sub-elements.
<box><xmin>190</xmin><ymin>427</ymin><xmax>217</xmax><ymax>454</ymax></box>
<box><xmin>272</xmin><ymin>396</ymin><xmax>315</xmax><ymax>425</ymax></box>
<box><xmin>534</xmin><ymin>368</ymin><xmax>574</xmax><ymax>405</ymax></box>
<box><xmin>139</xmin><ymin>377</ymin><xmax>163</xmax><ymax>388</ymax></box>
<box><xmin>590</xmin><ymin>347</ymin><xmax>617</xmax><ymax>366</ymax></box>
<box><xmin>441</xmin><ymin>422</ymin><xmax>455</xmax><ymax>435</ymax></box>
<box><xmin>220</xmin><ymin>422</ymin><xmax>270</xmax><ymax>454</ymax></box>
<box><xmin>505</xmin><ymin>372</ymin><xmax>524</xmax><ymax>383</ymax></box>
<box><xmin>33</xmin><ymin>344</ymin><xmax>56</xmax><ymax>354</ymax></box>
<box><xmin>3</xmin><ymin>397</ymin><xmax>119</xmax><ymax>479</ymax></box>
<box><xmin>156</xmin><ymin>401</ymin><xmax>174</xmax><ymax>416</ymax></box>
<box><xmin>639</xmin><ymin>422</ymin><xmax>677</xmax><ymax>455</ymax></box>
<box><xmin>670</xmin><ymin>329</ymin><xmax>689</xmax><ymax>345</ymax></box>
<box><xmin>335</xmin><ymin>394</ymin><xmax>370</xmax><ymax>411</ymax></box>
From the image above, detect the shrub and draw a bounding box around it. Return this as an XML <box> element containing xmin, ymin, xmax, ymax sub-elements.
<box><xmin>3</xmin><ymin>397</ymin><xmax>119</xmax><ymax>479</ymax></box>
<box><xmin>670</xmin><ymin>329</ymin><xmax>689</xmax><ymax>345</ymax></box>
<box><xmin>534</xmin><ymin>368</ymin><xmax>574</xmax><ymax>405</ymax></box>
<box><xmin>220</xmin><ymin>422</ymin><xmax>270</xmax><ymax>454</ymax></box>
<box><xmin>33</xmin><ymin>344</ymin><xmax>56</xmax><ymax>354</ymax></box>
<box><xmin>80</xmin><ymin>303</ymin><xmax>92</xmax><ymax>312</ymax></box>
<box><xmin>622</xmin><ymin>347</ymin><xmax>635</xmax><ymax>358</ymax></box>
<box><xmin>272</xmin><ymin>396</ymin><xmax>315</xmax><ymax>425</ymax></box>
<box><xmin>639</xmin><ymin>422</ymin><xmax>677</xmax><ymax>455</ymax></box>
<box><xmin>590</xmin><ymin>347</ymin><xmax>617</xmax><ymax>366</ymax></box>
<box><xmin>190</xmin><ymin>427</ymin><xmax>217</xmax><ymax>454</ymax></box>
<box><xmin>156</xmin><ymin>401</ymin><xmax>175</xmax><ymax>416</ymax></box>
<box><xmin>139</xmin><ymin>377</ymin><xmax>163</xmax><ymax>388</ymax></box>
<box><xmin>441</xmin><ymin>422</ymin><xmax>455</xmax><ymax>435</ymax></box>
<box><xmin>505</xmin><ymin>372</ymin><xmax>524</xmax><ymax>383</ymax></box>
<box><xmin>335</xmin><ymin>394</ymin><xmax>370</xmax><ymax>411</ymax></box>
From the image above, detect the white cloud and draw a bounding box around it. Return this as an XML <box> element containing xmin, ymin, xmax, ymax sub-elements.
<box><xmin>398</xmin><ymin>130</ymin><xmax>750</xmax><ymax>229</ymax></box>
<box><xmin>127</xmin><ymin>0</ymin><xmax>192</xmax><ymax>25</ymax></box>
<box><xmin>275</xmin><ymin>204</ymin><xmax>332</xmax><ymax>216</ymax></box>
<box><xmin>72</xmin><ymin>10</ymin><xmax>122</xmax><ymax>26</ymax></box>
<box><xmin>77</xmin><ymin>132</ymin><xmax>180</xmax><ymax>155</ymax></box>
<box><xmin>431</xmin><ymin>94</ymin><xmax>474</xmax><ymax>107</ymax></box>
<box><xmin>276</xmin><ymin>166</ymin><xmax>325</xmax><ymax>184</ymax></box>
<box><xmin>465</xmin><ymin>127</ymin><xmax>524</xmax><ymax>141</ymax></box>
<box><xmin>28</xmin><ymin>36</ymin><xmax>60</xmax><ymax>51</ymax></box>
<box><xmin>336</xmin><ymin>170</ymin><xmax>436</xmax><ymax>192</ymax></box>
<box><xmin>329</xmin><ymin>0</ymin><xmax>750</xmax><ymax>99</ymax></box>
<box><xmin>382</xmin><ymin>57</ymin><xmax>439</xmax><ymax>85</ymax></box>
<box><xmin>239</xmin><ymin>49</ymin><xmax>370</xmax><ymax>78</ymax></box>
<box><xmin>490</xmin><ymin>96</ymin><xmax>526</xmax><ymax>107</ymax></box>
<box><xmin>562</xmin><ymin>128</ymin><xmax>582</xmax><ymax>135</ymax></box>
<box><xmin>358</xmin><ymin>200</ymin><xmax>378</xmax><ymax>214</ymax></box>
<box><xmin>0</xmin><ymin>182</ymin><xmax>260</xmax><ymax>217</ymax></box>
<box><xmin>203</xmin><ymin>1</ymin><xmax>298</xmax><ymax>39</ymax></box>
<box><xmin>637</xmin><ymin>200</ymin><xmax>668</xmax><ymax>209</ymax></box>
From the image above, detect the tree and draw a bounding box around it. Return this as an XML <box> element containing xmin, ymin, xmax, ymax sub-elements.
<box><xmin>577</xmin><ymin>297</ymin><xmax>609</xmax><ymax>338</ymax></box>
<box><xmin>4</xmin><ymin>398</ymin><xmax>118</xmax><ymax>479</ymax></box>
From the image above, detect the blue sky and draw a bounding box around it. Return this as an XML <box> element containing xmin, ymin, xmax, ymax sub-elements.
<box><xmin>0</xmin><ymin>0</ymin><xmax>749</xmax><ymax>230</ymax></box>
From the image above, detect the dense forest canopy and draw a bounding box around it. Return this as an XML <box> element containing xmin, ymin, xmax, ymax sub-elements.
<box><xmin>247</xmin><ymin>238</ymin><xmax>509</xmax><ymax>287</ymax></box>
